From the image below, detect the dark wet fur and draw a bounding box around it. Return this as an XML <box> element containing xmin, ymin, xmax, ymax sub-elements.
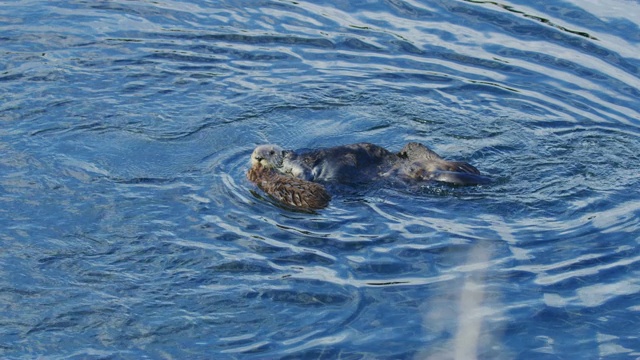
<box><xmin>294</xmin><ymin>143</ymin><xmax>394</xmax><ymax>183</ymax></box>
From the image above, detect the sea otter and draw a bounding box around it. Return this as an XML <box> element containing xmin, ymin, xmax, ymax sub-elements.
<box><xmin>247</xmin><ymin>142</ymin><xmax>490</xmax><ymax>210</ymax></box>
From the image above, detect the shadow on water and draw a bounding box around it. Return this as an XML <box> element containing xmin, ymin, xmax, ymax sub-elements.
<box><xmin>1</xmin><ymin>0</ymin><xmax>640</xmax><ymax>359</ymax></box>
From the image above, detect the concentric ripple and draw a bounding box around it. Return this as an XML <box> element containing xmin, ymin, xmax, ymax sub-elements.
<box><xmin>1</xmin><ymin>0</ymin><xmax>640</xmax><ymax>358</ymax></box>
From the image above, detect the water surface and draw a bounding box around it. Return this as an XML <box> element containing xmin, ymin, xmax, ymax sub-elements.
<box><xmin>1</xmin><ymin>0</ymin><xmax>640</xmax><ymax>359</ymax></box>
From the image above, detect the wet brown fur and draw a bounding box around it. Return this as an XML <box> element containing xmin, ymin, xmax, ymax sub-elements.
<box><xmin>247</xmin><ymin>165</ymin><xmax>331</xmax><ymax>210</ymax></box>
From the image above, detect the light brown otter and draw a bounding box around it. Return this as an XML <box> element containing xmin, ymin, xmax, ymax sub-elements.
<box><xmin>247</xmin><ymin>165</ymin><xmax>331</xmax><ymax>210</ymax></box>
<box><xmin>247</xmin><ymin>142</ymin><xmax>489</xmax><ymax>210</ymax></box>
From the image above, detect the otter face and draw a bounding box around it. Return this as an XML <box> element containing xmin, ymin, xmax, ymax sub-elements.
<box><xmin>251</xmin><ymin>144</ymin><xmax>285</xmax><ymax>169</ymax></box>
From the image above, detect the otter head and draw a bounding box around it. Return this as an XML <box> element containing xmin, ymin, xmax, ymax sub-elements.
<box><xmin>251</xmin><ymin>144</ymin><xmax>286</xmax><ymax>169</ymax></box>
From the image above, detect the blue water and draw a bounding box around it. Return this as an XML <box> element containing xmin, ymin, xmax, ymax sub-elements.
<box><xmin>2</xmin><ymin>0</ymin><xmax>640</xmax><ymax>358</ymax></box>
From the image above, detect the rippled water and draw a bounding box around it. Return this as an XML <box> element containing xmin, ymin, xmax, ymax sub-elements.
<box><xmin>2</xmin><ymin>0</ymin><xmax>640</xmax><ymax>359</ymax></box>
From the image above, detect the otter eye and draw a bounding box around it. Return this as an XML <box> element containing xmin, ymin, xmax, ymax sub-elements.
<box><xmin>269</xmin><ymin>150</ymin><xmax>275</xmax><ymax>155</ymax></box>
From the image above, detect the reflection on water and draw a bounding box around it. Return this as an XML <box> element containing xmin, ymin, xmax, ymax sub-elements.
<box><xmin>1</xmin><ymin>0</ymin><xmax>640</xmax><ymax>358</ymax></box>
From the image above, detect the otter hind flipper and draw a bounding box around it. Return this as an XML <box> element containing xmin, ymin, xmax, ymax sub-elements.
<box><xmin>442</xmin><ymin>161</ymin><xmax>481</xmax><ymax>175</ymax></box>
<box><xmin>429</xmin><ymin>171</ymin><xmax>492</xmax><ymax>185</ymax></box>
<box><xmin>397</xmin><ymin>142</ymin><xmax>444</xmax><ymax>162</ymax></box>
<box><xmin>398</xmin><ymin>143</ymin><xmax>481</xmax><ymax>173</ymax></box>
<box><xmin>248</xmin><ymin>166</ymin><xmax>331</xmax><ymax>210</ymax></box>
